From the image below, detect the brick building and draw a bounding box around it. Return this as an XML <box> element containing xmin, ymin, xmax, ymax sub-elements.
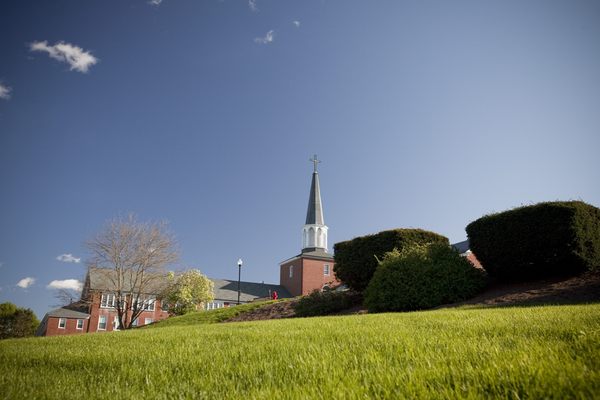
<box><xmin>280</xmin><ymin>156</ymin><xmax>340</xmax><ymax>296</ymax></box>
<box><xmin>37</xmin><ymin>267</ymin><xmax>170</xmax><ymax>336</ymax></box>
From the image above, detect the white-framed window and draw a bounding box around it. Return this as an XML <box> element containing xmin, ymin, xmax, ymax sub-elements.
<box><xmin>324</xmin><ymin>264</ymin><xmax>330</xmax><ymax>276</ymax></box>
<box><xmin>58</xmin><ymin>318</ymin><xmax>66</xmax><ymax>329</ymax></box>
<box><xmin>144</xmin><ymin>318</ymin><xmax>153</xmax><ymax>325</ymax></box>
<box><xmin>98</xmin><ymin>315</ymin><xmax>107</xmax><ymax>330</ymax></box>
<box><xmin>289</xmin><ymin>265</ymin><xmax>294</xmax><ymax>278</ymax></box>
<box><xmin>100</xmin><ymin>293</ymin><xmax>116</xmax><ymax>308</ymax></box>
<box><xmin>161</xmin><ymin>300</ymin><xmax>169</xmax><ymax>311</ymax></box>
<box><xmin>113</xmin><ymin>316</ymin><xmax>123</xmax><ymax>331</ymax></box>
<box><xmin>143</xmin><ymin>297</ymin><xmax>156</xmax><ymax>311</ymax></box>
<box><xmin>76</xmin><ymin>319</ymin><xmax>84</xmax><ymax>330</ymax></box>
<box><xmin>131</xmin><ymin>318</ymin><xmax>138</xmax><ymax>327</ymax></box>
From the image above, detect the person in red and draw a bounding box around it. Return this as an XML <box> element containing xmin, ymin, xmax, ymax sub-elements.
<box><xmin>271</xmin><ymin>290</ymin><xmax>278</xmax><ymax>300</ymax></box>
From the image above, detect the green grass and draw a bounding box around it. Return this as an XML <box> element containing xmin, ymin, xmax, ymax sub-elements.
<box><xmin>148</xmin><ymin>299</ymin><xmax>280</xmax><ymax>327</ymax></box>
<box><xmin>1</xmin><ymin>304</ymin><xmax>599</xmax><ymax>399</ymax></box>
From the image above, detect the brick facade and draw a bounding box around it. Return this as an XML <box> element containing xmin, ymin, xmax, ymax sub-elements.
<box><xmin>44</xmin><ymin>316</ymin><xmax>89</xmax><ymax>336</ymax></box>
<box><xmin>86</xmin><ymin>292</ymin><xmax>170</xmax><ymax>333</ymax></box>
<box><xmin>280</xmin><ymin>254</ymin><xmax>340</xmax><ymax>297</ymax></box>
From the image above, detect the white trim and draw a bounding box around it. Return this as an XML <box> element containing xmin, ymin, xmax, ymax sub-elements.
<box><xmin>58</xmin><ymin>318</ymin><xmax>66</xmax><ymax>329</ymax></box>
<box><xmin>324</xmin><ymin>264</ymin><xmax>330</xmax><ymax>276</ymax></box>
<box><xmin>76</xmin><ymin>319</ymin><xmax>84</xmax><ymax>330</ymax></box>
<box><xmin>98</xmin><ymin>315</ymin><xmax>107</xmax><ymax>330</ymax></box>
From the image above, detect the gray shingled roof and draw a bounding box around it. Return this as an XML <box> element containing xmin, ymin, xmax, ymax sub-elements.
<box><xmin>87</xmin><ymin>267</ymin><xmax>170</xmax><ymax>294</ymax></box>
<box><xmin>46</xmin><ymin>307</ymin><xmax>90</xmax><ymax>319</ymax></box>
<box><xmin>305</xmin><ymin>171</ymin><xmax>325</xmax><ymax>225</ymax></box>
<box><xmin>211</xmin><ymin>279</ymin><xmax>291</xmax><ymax>303</ymax></box>
<box><xmin>452</xmin><ymin>240</ymin><xmax>470</xmax><ymax>254</ymax></box>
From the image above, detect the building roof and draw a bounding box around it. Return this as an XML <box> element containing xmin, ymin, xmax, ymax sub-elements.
<box><xmin>86</xmin><ymin>266</ymin><xmax>170</xmax><ymax>294</ymax></box>
<box><xmin>305</xmin><ymin>170</ymin><xmax>325</xmax><ymax>225</ymax></box>
<box><xmin>280</xmin><ymin>249</ymin><xmax>334</xmax><ymax>264</ymax></box>
<box><xmin>46</xmin><ymin>303</ymin><xmax>90</xmax><ymax>319</ymax></box>
<box><xmin>211</xmin><ymin>279</ymin><xmax>292</xmax><ymax>302</ymax></box>
<box><xmin>451</xmin><ymin>240</ymin><xmax>470</xmax><ymax>254</ymax></box>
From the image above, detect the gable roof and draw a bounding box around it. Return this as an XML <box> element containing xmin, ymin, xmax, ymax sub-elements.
<box><xmin>86</xmin><ymin>267</ymin><xmax>170</xmax><ymax>295</ymax></box>
<box><xmin>451</xmin><ymin>240</ymin><xmax>470</xmax><ymax>254</ymax></box>
<box><xmin>211</xmin><ymin>279</ymin><xmax>291</xmax><ymax>303</ymax></box>
<box><xmin>46</xmin><ymin>306</ymin><xmax>90</xmax><ymax>319</ymax></box>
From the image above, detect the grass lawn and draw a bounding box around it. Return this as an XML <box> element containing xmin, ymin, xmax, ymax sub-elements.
<box><xmin>1</xmin><ymin>304</ymin><xmax>598</xmax><ymax>399</ymax></box>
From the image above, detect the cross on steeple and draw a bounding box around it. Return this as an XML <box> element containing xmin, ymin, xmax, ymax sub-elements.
<box><xmin>310</xmin><ymin>154</ymin><xmax>321</xmax><ymax>172</ymax></box>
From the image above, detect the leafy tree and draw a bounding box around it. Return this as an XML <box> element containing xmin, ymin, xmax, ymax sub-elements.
<box><xmin>0</xmin><ymin>302</ymin><xmax>39</xmax><ymax>339</ymax></box>
<box><xmin>163</xmin><ymin>269</ymin><xmax>214</xmax><ymax>315</ymax></box>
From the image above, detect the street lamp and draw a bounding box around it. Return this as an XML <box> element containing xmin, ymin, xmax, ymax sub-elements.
<box><xmin>237</xmin><ymin>258</ymin><xmax>243</xmax><ymax>305</ymax></box>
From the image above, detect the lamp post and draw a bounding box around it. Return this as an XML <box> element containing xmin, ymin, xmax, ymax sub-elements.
<box><xmin>237</xmin><ymin>258</ymin><xmax>243</xmax><ymax>305</ymax></box>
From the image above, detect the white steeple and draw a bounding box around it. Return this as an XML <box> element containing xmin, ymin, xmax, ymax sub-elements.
<box><xmin>302</xmin><ymin>155</ymin><xmax>328</xmax><ymax>253</ymax></box>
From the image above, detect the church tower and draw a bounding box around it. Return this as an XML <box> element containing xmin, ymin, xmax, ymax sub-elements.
<box><xmin>280</xmin><ymin>155</ymin><xmax>339</xmax><ymax>296</ymax></box>
<box><xmin>302</xmin><ymin>155</ymin><xmax>328</xmax><ymax>253</ymax></box>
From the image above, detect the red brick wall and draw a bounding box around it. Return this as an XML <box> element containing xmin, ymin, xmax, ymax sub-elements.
<box><xmin>87</xmin><ymin>292</ymin><xmax>169</xmax><ymax>333</ymax></box>
<box><xmin>44</xmin><ymin>317</ymin><xmax>88</xmax><ymax>336</ymax></box>
<box><xmin>466</xmin><ymin>252</ymin><xmax>483</xmax><ymax>269</ymax></box>
<box><xmin>280</xmin><ymin>259</ymin><xmax>303</xmax><ymax>297</ymax></box>
<box><xmin>300</xmin><ymin>258</ymin><xmax>339</xmax><ymax>295</ymax></box>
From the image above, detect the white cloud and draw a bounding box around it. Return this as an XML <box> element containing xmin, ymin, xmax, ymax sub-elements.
<box><xmin>56</xmin><ymin>254</ymin><xmax>81</xmax><ymax>263</ymax></box>
<box><xmin>254</xmin><ymin>30</ymin><xmax>275</xmax><ymax>44</ymax></box>
<box><xmin>149</xmin><ymin>0</ymin><xmax>162</xmax><ymax>5</ymax></box>
<box><xmin>17</xmin><ymin>277</ymin><xmax>35</xmax><ymax>289</ymax></box>
<box><xmin>248</xmin><ymin>0</ymin><xmax>258</xmax><ymax>12</ymax></box>
<box><xmin>30</xmin><ymin>41</ymin><xmax>98</xmax><ymax>73</ymax></box>
<box><xmin>47</xmin><ymin>279</ymin><xmax>83</xmax><ymax>292</ymax></box>
<box><xmin>0</xmin><ymin>83</ymin><xmax>11</xmax><ymax>100</ymax></box>
<box><xmin>293</xmin><ymin>20</ymin><xmax>301</xmax><ymax>28</ymax></box>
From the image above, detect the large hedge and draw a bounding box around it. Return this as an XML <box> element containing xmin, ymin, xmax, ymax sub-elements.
<box><xmin>364</xmin><ymin>243</ymin><xmax>486</xmax><ymax>312</ymax></box>
<box><xmin>293</xmin><ymin>290</ymin><xmax>363</xmax><ymax>318</ymax></box>
<box><xmin>466</xmin><ymin>201</ymin><xmax>600</xmax><ymax>280</ymax></box>
<box><xmin>334</xmin><ymin>228</ymin><xmax>449</xmax><ymax>291</ymax></box>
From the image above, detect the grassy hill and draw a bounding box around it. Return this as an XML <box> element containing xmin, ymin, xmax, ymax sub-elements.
<box><xmin>1</xmin><ymin>304</ymin><xmax>599</xmax><ymax>399</ymax></box>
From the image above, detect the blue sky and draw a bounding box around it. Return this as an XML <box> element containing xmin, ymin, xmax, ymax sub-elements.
<box><xmin>1</xmin><ymin>0</ymin><xmax>599</xmax><ymax>319</ymax></box>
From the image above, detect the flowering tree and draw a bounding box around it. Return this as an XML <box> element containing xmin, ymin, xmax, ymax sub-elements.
<box><xmin>163</xmin><ymin>269</ymin><xmax>214</xmax><ymax>315</ymax></box>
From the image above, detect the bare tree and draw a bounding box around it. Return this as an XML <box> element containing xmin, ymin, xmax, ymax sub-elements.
<box><xmin>86</xmin><ymin>215</ymin><xmax>178</xmax><ymax>329</ymax></box>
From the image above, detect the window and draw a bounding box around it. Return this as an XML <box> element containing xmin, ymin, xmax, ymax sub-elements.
<box><xmin>131</xmin><ymin>318</ymin><xmax>138</xmax><ymax>327</ymax></box>
<box><xmin>289</xmin><ymin>265</ymin><xmax>294</xmax><ymax>278</ymax></box>
<box><xmin>58</xmin><ymin>318</ymin><xmax>66</xmax><ymax>329</ymax></box>
<box><xmin>76</xmin><ymin>319</ymin><xmax>84</xmax><ymax>330</ymax></box>
<box><xmin>161</xmin><ymin>300</ymin><xmax>169</xmax><ymax>311</ymax></box>
<box><xmin>324</xmin><ymin>264</ymin><xmax>330</xmax><ymax>276</ymax></box>
<box><xmin>98</xmin><ymin>315</ymin><xmax>107</xmax><ymax>330</ymax></box>
<box><xmin>100</xmin><ymin>293</ymin><xmax>116</xmax><ymax>308</ymax></box>
<box><xmin>144</xmin><ymin>318</ymin><xmax>153</xmax><ymax>325</ymax></box>
<box><xmin>113</xmin><ymin>316</ymin><xmax>122</xmax><ymax>331</ymax></box>
<box><xmin>143</xmin><ymin>297</ymin><xmax>156</xmax><ymax>311</ymax></box>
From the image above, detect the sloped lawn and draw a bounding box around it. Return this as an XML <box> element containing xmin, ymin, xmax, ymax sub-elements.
<box><xmin>1</xmin><ymin>304</ymin><xmax>598</xmax><ymax>399</ymax></box>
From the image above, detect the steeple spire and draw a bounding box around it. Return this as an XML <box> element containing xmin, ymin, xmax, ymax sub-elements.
<box><xmin>302</xmin><ymin>155</ymin><xmax>328</xmax><ymax>253</ymax></box>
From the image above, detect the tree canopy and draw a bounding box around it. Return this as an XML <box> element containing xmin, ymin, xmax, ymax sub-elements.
<box><xmin>0</xmin><ymin>302</ymin><xmax>39</xmax><ymax>339</ymax></box>
<box><xmin>163</xmin><ymin>269</ymin><xmax>214</xmax><ymax>315</ymax></box>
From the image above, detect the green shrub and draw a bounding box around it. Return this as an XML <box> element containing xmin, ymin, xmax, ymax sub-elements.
<box><xmin>293</xmin><ymin>290</ymin><xmax>362</xmax><ymax>318</ymax></box>
<box><xmin>466</xmin><ymin>201</ymin><xmax>600</xmax><ymax>280</ymax></box>
<box><xmin>334</xmin><ymin>229</ymin><xmax>449</xmax><ymax>291</ymax></box>
<box><xmin>364</xmin><ymin>244</ymin><xmax>486</xmax><ymax>313</ymax></box>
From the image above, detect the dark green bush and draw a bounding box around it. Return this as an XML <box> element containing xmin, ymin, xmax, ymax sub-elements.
<box><xmin>466</xmin><ymin>201</ymin><xmax>600</xmax><ymax>280</ymax></box>
<box><xmin>334</xmin><ymin>229</ymin><xmax>449</xmax><ymax>291</ymax></box>
<box><xmin>364</xmin><ymin>244</ymin><xmax>486</xmax><ymax>313</ymax></box>
<box><xmin>293</xmin><ymin>290</ymin><xmax>363</xmax><ymax>318</ymax></box>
